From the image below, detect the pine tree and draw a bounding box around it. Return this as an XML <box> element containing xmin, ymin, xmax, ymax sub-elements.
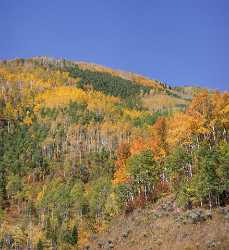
<box><xmin>70</xmin><ymin>225</ymin><xmax>78</xmax><ymax>245</ymax></box>
<box><xmin>36</xmin><ymin>239</ymin><xmax>44</xmax><ymax>250</ymax></box>
<box><xmin>0</xmin><ymin>167</ymin><xmax>8</xmax><ymax>209</ymax></box>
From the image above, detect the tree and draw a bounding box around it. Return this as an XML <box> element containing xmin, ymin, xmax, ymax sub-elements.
<box><xmin>165</xmin><ymin>146</ymin><xmax>192</xmax><ymax>192</ymax></box>
<box><xmin>217</xmin><ymin>142</ymin><xmax>229</xmax><ymax>204</ymax></box>
<box><xmin>0</xmin><ymin>166</ymin><xmax>8</xmax><ymax>209</ymax></box>
<box><xmin>191</xmin><ymin>145</ymin><xmax>220</xmax><ymax>209</ymax></box>
<box><xmin>113</xmin><ymin>142</ymin><xmax>131</xmax><ymax>185</ymax></box>
<box><xmin>70</xmin><ymin>181</ymin><xmax>88</xmax><ymax>216</ymax></box>
<box><xmin>70</xmin><ymin>225</ymin><xmax>78</xmax><ymax>245</ymax></box>
<box><xmin>36</xmin><ymin>239</ymin><xmax>44</xmax><ymax>250</ymax></box>
<box><xmin>127</xmin><ymin>150</ymin><xmax>160</xmax><ymax>199</ymax></box>
<box><xmin>87</xmin><ymin>177</ymin><xmax>111</xmax><ymax>217</ymax></box>
<box><xmin>63</xmin><ymin>225</ymin><xmax>78</xmax><ymax>246</ymax></box>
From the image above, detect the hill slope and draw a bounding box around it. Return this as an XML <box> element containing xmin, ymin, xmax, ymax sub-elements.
<box><xmin>0</xmin><ymin>57</ymin><xmax>228</xmax><ymax>250</ymax></box>
<box><xmin>86</xmin><ymin>197</ymin><xmax>229</xmax><ymax>250</ymax></box>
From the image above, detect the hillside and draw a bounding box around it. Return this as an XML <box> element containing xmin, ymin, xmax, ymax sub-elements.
<box><xmin>86</xmin><ymin>197</ymin><xmax>229</xmax><ymax>250</ymax></box>
<box><xmin>0</xmin><ymin>57</ymin><xmax>228</xmax><ymax>249</ymax></box>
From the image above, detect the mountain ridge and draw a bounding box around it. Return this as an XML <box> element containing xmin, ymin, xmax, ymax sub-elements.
<box><xmin>1</xmin><ymin>56</ymin><xmax>206</xmax><ymax>92</ymax></box>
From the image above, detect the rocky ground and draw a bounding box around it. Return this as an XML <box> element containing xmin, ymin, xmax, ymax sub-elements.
<box><xmin>82</xmin><ymin>197</ymin><xmax>229</xmax><ymax>250</ymax></box>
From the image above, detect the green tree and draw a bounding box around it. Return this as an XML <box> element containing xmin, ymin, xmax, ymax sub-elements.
<box><xmin>70</xmin><ymin>225</ymin><xmax>78</xmax><ymax>245</ymax></box>
<box><xmin>127</xmin><ymin>150</ymin><xmax>160</xmax><ymax>198</ymax></box>
<box><xmin>217</xmin><ymin>142</ymin><xmax>229</xmax><ymax>193</ymax></box>
<box><xmin>164</xmin><ymin>146</ymin><xmax>192</xmax><ymax>192</ymax></box>
<box><xmin>36</xmin><ymin>239</ymin><xmax>44</xmax><ymax>250</ymax></box>
<box><xmin>88</xmin><ymin>177</ymin><xmax>111</xmax><ymax>217</ymax></box>
<box><xmin>70</xmin><ymin>181</ymin><xmax>89</xmax><ymax>216</ymax></box>
<box><xmin>191</xmin><ymin>145</ymin><xmax>220</xmax><ymax>209</ymax></box>
<box><xmin>0</xmin><ymin>167</ymin><xmax>8</xmax><ymax>209</ymax></box>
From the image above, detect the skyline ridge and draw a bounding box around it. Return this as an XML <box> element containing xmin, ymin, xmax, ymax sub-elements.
<box><xmin>1</xmin><ymin>0</ymin><xmax>228</xmax><ymax>91</ymax></box>
<box><xmin>0</xmin><ymin>56</ymin><xmax>225</xmax><ymax>92</ymax></box>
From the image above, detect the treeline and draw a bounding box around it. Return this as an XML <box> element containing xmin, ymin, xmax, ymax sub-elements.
<box><xmin>66</xmin><ymin>65</ymin><xmax>151</xmax><ymax>100</ymax></box>
<box><xmin>1</xmin><ymin>57</ymin><xmax>152</xmax><ymax>99</ymax></box>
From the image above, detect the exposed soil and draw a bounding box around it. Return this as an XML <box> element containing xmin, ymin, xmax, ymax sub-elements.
<box><xmin>83</xmin><ymin>197</ymin><xmax>229</xmax><ymax>250</ymax></box>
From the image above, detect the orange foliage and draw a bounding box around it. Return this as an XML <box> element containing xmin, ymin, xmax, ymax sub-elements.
<box><xmin>112</xmin><ymin>142</ymin><xmax>130</xmax><ymax>185</ymax></box>
<box><xmin>130</xmin><ymin>137</ymin><xmax>149</xmax><ymax>155</ymax></box>
<box><xmin>150</xmin><ymin>117</ymin><xmax>168</xmax><ymax>158</ymax></box>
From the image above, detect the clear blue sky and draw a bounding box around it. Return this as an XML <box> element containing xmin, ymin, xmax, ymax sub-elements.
<box><xmin>0</xmin><ymin>0</ymin><xmax>228</xmax><ymax>90</ymax></box>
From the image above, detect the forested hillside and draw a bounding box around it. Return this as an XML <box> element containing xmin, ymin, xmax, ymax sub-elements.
<box><xmin>0</xmin><ymin>58</ymin><xmax>228</xmax><ymax>249</ymax></box>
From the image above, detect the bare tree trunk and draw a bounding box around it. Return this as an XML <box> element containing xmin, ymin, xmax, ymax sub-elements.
<box><xmin>209</xmin><ymin>193</ymin><xmax>212</xmax><ymax>210</ymax></box>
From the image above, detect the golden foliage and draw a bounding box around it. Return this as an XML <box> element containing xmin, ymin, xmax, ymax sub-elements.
<box><xmin>34</xmin><ymin>86</ymin><xmax>121</xmax><ymax>113</ymax></box>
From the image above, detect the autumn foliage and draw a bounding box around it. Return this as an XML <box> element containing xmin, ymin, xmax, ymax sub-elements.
<box><xmin>0</xmin><ymin>58</ymin><xmax>228</xmax><ymax>249</ymax></box>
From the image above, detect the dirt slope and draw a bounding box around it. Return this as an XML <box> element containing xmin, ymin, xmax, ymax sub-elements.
<box><xmin>83</xmin><ymin>197</ymin><xmax>229</xmax><ymax>250</ymax></box>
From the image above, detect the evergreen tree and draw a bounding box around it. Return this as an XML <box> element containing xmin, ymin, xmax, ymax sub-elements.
<box><xmin>0</xmin><ymin>167</ymin><xmax>8</xmax><ymax>209</ymax></box>
<box><xmin>70</xmin><ymin>225</ymin><xmax>78</xmax><ymax>245</ymax></box>
<box><xmin>36</xmin><ymin>239</ymin><xmax>44</xmax><ymax>250</ymax></box>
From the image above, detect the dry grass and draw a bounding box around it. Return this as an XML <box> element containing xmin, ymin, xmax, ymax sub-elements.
<box><xmin>85</xmin><ymin>202</ymin><xmax>229</xmax><ymax>250</ymax></box>
<box><xmin>142</xmin><ymin>92</ymin><xmax>189</xmax><ymax>112</ymax></box>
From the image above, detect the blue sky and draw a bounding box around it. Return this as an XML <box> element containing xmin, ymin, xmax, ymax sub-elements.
<box><xmin>0</xmin><ymin>0</ymin><xmax>228</xmax><ymax>90</ymax></box>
